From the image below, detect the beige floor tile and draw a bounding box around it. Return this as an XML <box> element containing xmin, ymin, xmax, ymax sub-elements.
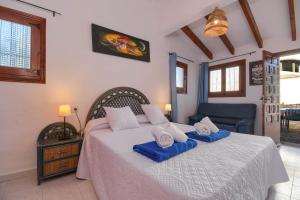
<box><xmin>285</xmin><ymin>167</ymin><xmax>295</xmax><ymax>180</ymax></box>
<box><xmin>77</xmin><ymin>179</ymin><xmax>98</xmax><ymax>200</ymax></box>
<box><xmin>2</xmin><ymin>175</ymin><xmax>40</xmax><ymax>194</ymax></box>
<box><xmin>1</xmin><ymin>175</ymin><xmax>42</xmax><ymax>200</ymax></box>
<box><xmin>267</xmin><ymin>190</ymin><xmax>291</xmax><ymax>200</ymax></box>
<box><xmin>0</xmin><ymin>182</ymin><xmax>4</xmax><ymax>200</ymax></box>
<box><xmin>295</xmin><ymin>170</ymin><xmax>300</xmax><ymax>178</ymax></box>
<box><xmin>42</xmin><ymin>176</ymin><xmax>83</xmax><ymax>200</ymax></box>
<box><xmin>292</xmin><ymin>185</ymin><xmax>300</xmax><ymax>199</ymax></box>
<box><xmin>294</xmin><ymin>162</ymin><xmax>300</xmax><ymax>171</ymax></box>
<box><xmin>0</xmin><ymin>173</ymin><xmax>98</xmax><ymax>200</ymax></box>
<box><xmin>272</xmin><ymin>180</ymin><xmax>293</xmax><ymax>196</ymax></box>
<box><xmin>2</xmin><ymin>188</ymin><xmax>42</xmax><ymax>200</ymax></box>
<box><xmin>294</xmin><ymin>177</ymin><xmax>300</xmax><ymax>186</ymax></box>
<box><xmin>42</xmin><ymin>187</ymin><xmax>82</xmax><ymax>200</ymax></box>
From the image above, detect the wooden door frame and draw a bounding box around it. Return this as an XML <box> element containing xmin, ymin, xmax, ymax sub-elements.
<box><xmin>272</xmin><ymin>48</ymin><xmax>300</xmax><ymax>143</ymax></box>
<box><xmin>262</xmin><ymin>50</ymin><xmax>281</xmax><ymax>144</ymax></box>
<box><xmin>262</xmin><ymin>50</ymin><xmax>271</xmax><ymax>136</ymax></box>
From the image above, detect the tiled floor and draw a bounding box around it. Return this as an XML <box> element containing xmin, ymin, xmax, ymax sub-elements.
<box><xmin>0</xmin><ymin>143</ymin><xmax>299</xmax><ymax>200</ymax></box>
<box><xmin>0</xmin><ymin>173</ymin><xmax>98</xmax><ymax>200</ymax></box>
<box><xmin>266</xmin><ymin>143</ymin><xmax>300</xmax><ymax>200</ymax></box>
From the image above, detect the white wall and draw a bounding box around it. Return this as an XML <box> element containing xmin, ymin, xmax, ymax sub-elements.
<box><xmin>207</xmin><ymin>37</ymin><xmax>300</xmax><ymax>135</ymax></box>
<box><xmin>0</xmin><ymin>0</ymin><xmax>199</xmax><ymax>175</ymax></box>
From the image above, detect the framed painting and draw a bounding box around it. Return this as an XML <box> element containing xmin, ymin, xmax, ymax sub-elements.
<box><xmin>249</xmin><ymin>60</ymin><xmax>263</xmax><ymax>85</ymax></box>
<box><xmin>91</xmin><ymin>24</ymin><xmax>150</xmax><ymax>62</ymax></box>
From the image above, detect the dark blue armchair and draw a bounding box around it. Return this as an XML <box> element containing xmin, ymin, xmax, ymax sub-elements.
<box><xmin>189</xmin><ymin>103</ymin><xmax>257</xmax><ymax>134</ymax></box>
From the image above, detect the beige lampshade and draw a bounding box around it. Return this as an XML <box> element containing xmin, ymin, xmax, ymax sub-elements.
<box><xmin>58</xmin><ymin>104</ymin><xmax>72</xmax><ymax>117</ymax></box>
<box><xmin>165</xmin><ymin>104</ymin><xmax>172</xmax><ymax>112</ymax></box>
<box><xmin>204</xmin><ymin>8</ymin><xmax>228</xmax><ymax>37</ymax></box>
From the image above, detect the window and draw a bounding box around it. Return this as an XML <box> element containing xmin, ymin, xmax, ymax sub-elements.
<box><xmin>209</xmin><ymin>59</ymin><xmax>246</xmax><ymax>97</ymax></box>
<box><xmin>0</xmin><ymin>6</ymin><xmax>46</xmax><ymax>83</ymax></box>
<box><xmin>176</xmin><ymin>61</ymin><xmax>187</xmax><ymax>94</ymax></box>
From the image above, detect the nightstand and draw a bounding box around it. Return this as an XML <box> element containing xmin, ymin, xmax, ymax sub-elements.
<box><xmin>165</xmin><ymin>114</ymin><xmax>172</xmax><ymax>122</ymax></box>
<box><xmin>37</xmin><ymin>122</ymin><xmax>83</xmax><ymax>185</ymax></box>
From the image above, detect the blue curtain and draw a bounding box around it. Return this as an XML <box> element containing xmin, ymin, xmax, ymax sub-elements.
<box><xmin>197</xmin><ymin>62</ymin><xmax>209</xmax><ymax>105</ymax></box>
<box><xmin>169</xmin><ymin>52</ymin><xmax>178</xmax><ymax>122</ymax></box>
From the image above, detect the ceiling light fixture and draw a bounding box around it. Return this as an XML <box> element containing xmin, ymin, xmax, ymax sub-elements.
<box><xmin>204</xmin><ymin>7</ymin><xmax>228</xmax><ymax>37</ymax></box>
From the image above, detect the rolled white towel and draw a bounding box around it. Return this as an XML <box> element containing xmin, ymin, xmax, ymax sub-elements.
<box><xmin>151</xmin><ymin>126</ymin><xmax>174</xmax><ymax>148</ymax></box>
<box><xmin>200</xmin><ymin>117</ymin><xmax>219</xmax><ymax>133</ymax></box>
<box><xmin>166</xmin><ymin>124</ymin><xmax>188</xmax><ymax>143</ymax></box>
<box><xmin>194</xmin><ymin>122</ymin><xmax>211</xmax><ymax>135</ymax></box>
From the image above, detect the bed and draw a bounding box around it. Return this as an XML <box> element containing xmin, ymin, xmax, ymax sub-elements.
<box><xmin>76</xmin><ymin>87</ymin><xmax>289</xmax><ymax>200</ymax></box>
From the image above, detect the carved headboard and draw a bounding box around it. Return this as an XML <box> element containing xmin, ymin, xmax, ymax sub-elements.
<box><xmin>86</xmin><ymin>87</ymin><xmax>150</xmax><ymax>123</ymax></box>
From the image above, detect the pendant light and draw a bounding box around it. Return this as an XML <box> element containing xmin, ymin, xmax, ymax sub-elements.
<box><xmin>204</xmin><ymin>8</ymin><xmax>229</xmax><ymax>37</ymax></box>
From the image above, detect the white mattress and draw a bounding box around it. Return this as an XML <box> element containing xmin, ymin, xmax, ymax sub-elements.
<box><xmin>76</xmin><ymin>123</ymin><xmax>289</xmax><ymax>200</ymax></box>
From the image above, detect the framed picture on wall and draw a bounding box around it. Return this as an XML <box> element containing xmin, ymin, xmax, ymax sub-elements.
<box><xmin>91</xmin><ymin>24</ymin><xmax>150</xmax><ymax>62</ymax></box>
<box><xmin>249</xmin><ymin>60</ymin><xmax>263</xmax><ymax>85</ymax></box>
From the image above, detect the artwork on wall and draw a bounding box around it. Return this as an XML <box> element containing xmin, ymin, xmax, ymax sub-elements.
<box><xmin>249</xmin><ymin>60</ymin><xmax>263</xmax><ymax>85</ymax></box>
<box><xmin>91</xmin><ymin>24</ymin><xmax>150</xmax><ymax>62</ymax></box>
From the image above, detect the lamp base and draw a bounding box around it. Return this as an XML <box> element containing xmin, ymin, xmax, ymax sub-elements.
<box><xmin>58</xmin><ymin>117</ymin><xmax>72</xmax><ymax>140</ymax></box>
<box><xmin>165</xmin><ymin>113</ymin><xmax>172</xmax><ymax>122</ymax></box>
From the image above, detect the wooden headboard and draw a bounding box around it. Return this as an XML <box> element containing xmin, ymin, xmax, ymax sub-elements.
<box><xmin>86</xmin><ymin>87</ymin><xmax>150</xmax><ymax>123</ymax></box>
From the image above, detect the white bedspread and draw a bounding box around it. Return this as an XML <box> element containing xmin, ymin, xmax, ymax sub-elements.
<box><xmin>76</xmin><ymin>123</ymin><xmax>288</xmax><ymax>200</ymax></box>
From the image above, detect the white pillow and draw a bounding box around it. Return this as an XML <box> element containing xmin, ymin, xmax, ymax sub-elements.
<box><xmin>142</xmin><ymin>104</ymin><xmax>169</xmax><ymax>125</ymax></box>
<box><xmin>104</xmin><ymin>106</ymin><xmax>140</xmax><ymax>131</ymax></box>
<box><xmin>84</xmin><ymin>117</ymin><xmax>109</xmax><ymax>134</ymax></box>
<box><xmin>166</xmin><ymin>123</ymin><xmax>188</xmax><ymax>143</ymax></box>
<box><xmin>200</xmin><ymin>117</ymin><xmax>219</xmax><ymax>133</ymax></box>
<box><xmin>136</xmin><ymin>114</ymin><xmax>150</xmax><ymax>124</ymax></box>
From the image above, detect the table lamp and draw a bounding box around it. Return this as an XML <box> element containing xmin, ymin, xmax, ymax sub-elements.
<box><xmin>58</xmin><ymin>104</ymin><xmax>72</xmax><ymax>140</ymax></box>
<box><xmin>165</xmin><ymin>103</ymin><xmax>172</xmax><ymax>121</ymax></box>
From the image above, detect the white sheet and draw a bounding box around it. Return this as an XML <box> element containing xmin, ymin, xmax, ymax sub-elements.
<box><xmin>76</xmin><ymin>123</ymin><xmax>289</xmax><ymax>200</ymax></box>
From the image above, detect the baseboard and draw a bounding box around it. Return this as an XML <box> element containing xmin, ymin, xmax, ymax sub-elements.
<box><xmin>0</xmin><ymin>168</ymin><xmax>36</xmax><ymax>183</ymax></box>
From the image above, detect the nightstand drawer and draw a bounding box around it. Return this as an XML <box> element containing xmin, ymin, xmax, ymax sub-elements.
<box><xmin>43</xmin><ymin>157</ymin><xmax>78</xmax><ymax>176</ymax></box>
<box><xmin>44</xmin><ymin>143</ymin><xmax>79</xmax><ymax>161</ymax></box>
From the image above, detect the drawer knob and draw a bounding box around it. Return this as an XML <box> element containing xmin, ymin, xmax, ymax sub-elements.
<box><xmin>57</xmin><ymin>150</ymin><xmax>66</xmax><ymax>155</ymax></box>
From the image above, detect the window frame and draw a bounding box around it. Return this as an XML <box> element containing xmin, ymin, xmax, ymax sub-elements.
<box><xmin>208</xmin><ymin>59</ymin><xmax>246</xmax><ymax>97</ymax></box>
<box><xmin>176</xmin><ymin>61</ymin><xmax>188</xmax><ymax>94</ymax></box>
<box><xmin>0</xmin><ymin>6</ymin><xmax>46</xmax><ymax>84</ymax></box>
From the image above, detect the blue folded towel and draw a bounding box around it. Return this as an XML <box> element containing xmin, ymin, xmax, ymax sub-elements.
<box><xmin>185</xmin><ymin>130</ymin><xmax>231</xmax><ymax>142</ymax></box>
<box><xmin>133</xmin><ymin>139</ymin><xmax>197</xmax><ymax>162</ymax></box>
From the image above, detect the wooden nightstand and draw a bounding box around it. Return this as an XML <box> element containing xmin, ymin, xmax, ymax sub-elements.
<box><xmin>165</xmin><ymin>114</ymin><xmax>172</xmax><ymax>122</ymax></box>
<box><xmin>37</xmin><ymin>122</ymin><xmax>83</xmax><ymax>185</ymax></box>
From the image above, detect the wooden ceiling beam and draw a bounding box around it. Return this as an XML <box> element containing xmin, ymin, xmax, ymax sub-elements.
<box><xmin>205</xmin><ymin>15</ymin><xmax>235</xmax><ymax>55</ymax></box>
<box><xmin>288</xmin><ymin>0</ymin><xmax>296</xmax><ymax>41</ymax></box>
<box><xmin>219</xmin><ymin>35</ymin><xmax>235</xmax><ymax>55</ymax></box>
<box><xmin>181</xmin><ymin>26</ymin><xmax>213</xmax><ymax>59</ymax></box>
<box><xmin>239</xmin><ymin>0</ymin><xmax>263</xmax><ymax>48</ymax></box>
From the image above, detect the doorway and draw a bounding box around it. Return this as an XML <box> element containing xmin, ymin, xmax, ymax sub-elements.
<box><xmin>279</xmin><ymin>50</ymin><xmax>300</xmax><ymax>144</ymax></box>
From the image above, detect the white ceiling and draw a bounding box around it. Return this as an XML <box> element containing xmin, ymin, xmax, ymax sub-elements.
<box><xmin>189</xmin><ymin>0</ymin><xmax>300</xmax><ymax>52</ymax></box>
<box><xmin>154</xmin><ymin>0</ymin><xmax>237</xmax><ymax>35</ymax></box>
<box><xmin>169</xmin><ymin>0</ymin><xmax>300</xmax><ymax>58</ymax></box>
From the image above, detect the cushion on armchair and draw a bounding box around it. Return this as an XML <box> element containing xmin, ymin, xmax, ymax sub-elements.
<box><xmin>214</xmin><ymin>123</ymin><xmax>236</xmax><ymax>132</ymax></box>
<box><xmin>209</xmin><ymin>117</ymin><xmax>241</xmax><ymax>125</ymax></box>
<box><xmin>189</xmin><ymin>103</ymin><xmax>256</xmax><ymax>134</ymax></box>
<box><xmin>189</xmin><ymin>114</ymin><xmax>203</xmax><ymax>126</ymax></box>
